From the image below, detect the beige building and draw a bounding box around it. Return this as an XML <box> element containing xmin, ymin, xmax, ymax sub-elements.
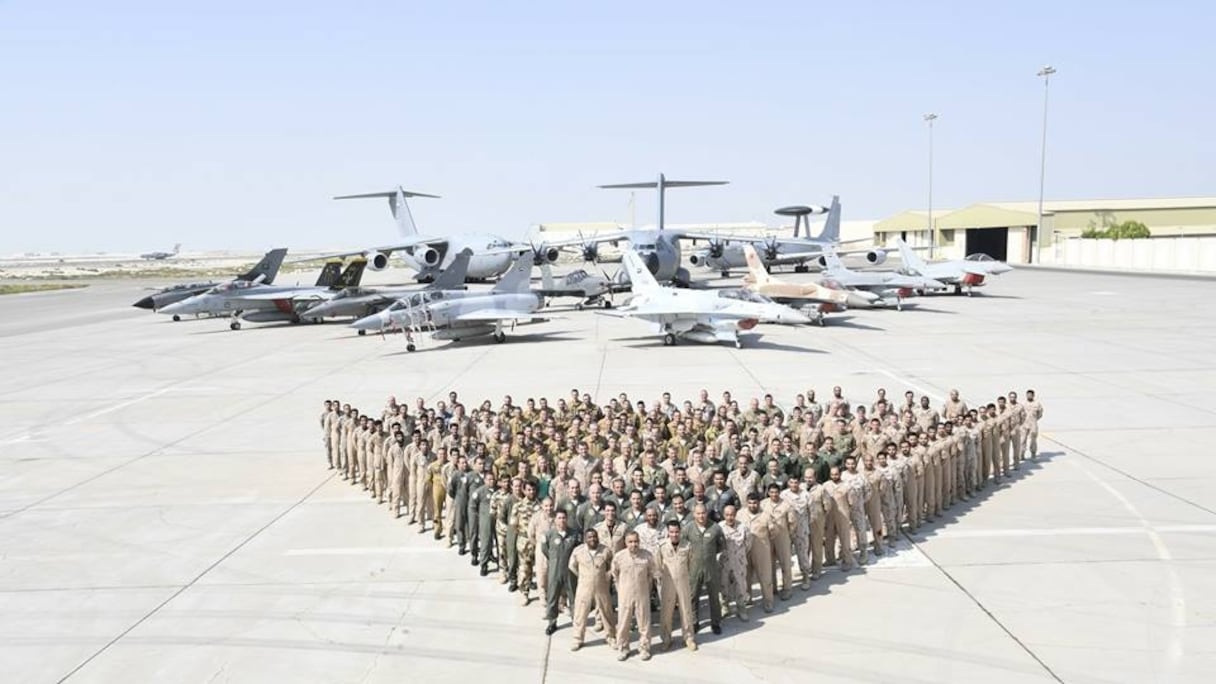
<box><xmin>873</xmin><ymin>197</ymin><xmax>1216</xmax><ymax>264</ymax></box>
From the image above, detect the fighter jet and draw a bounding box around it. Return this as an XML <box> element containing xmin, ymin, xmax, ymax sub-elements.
<box><xmin>605</xmin><ymin>249</ymin><xmax>811</xmax><ymax>348</ymax></box>
<box><xmin>817</xmin><ymin>247</ymin><xmax>944</xmax><ymax>311</ymax></box>
<box><xmin>894</xmin><ymin>238</ymin><xmax>1013</xmax><ymax>295</ymax></box>
<box><xmin>301</xmin><ymin>249</ymin><xmax>474</xmax><ymax>331</ymax></box>
<box><xmin>140</xmin><ymin>243</ymin><xmax>181</xmax><ymax>260</ymax></box>
<box><xmin>350</xmin><ymin>253</ymin><xmax>547</xmax><ymax>351</ymax></box>
<box><xmin>535</xmin><ymin>265</ymin><xmax>629</xmax><ymax>310</ymax></box>
<box><xmin>308</xmin><ymin>187</ymin><xmax>529</xmax><ymax>282</ymax></box>
<box><xmin>159</xmin><ymin>259</ymin><xmax>364</xmax><ymax>330</ymax></box>
<box><xmin>740</xmin><ymin>244</ymin><xmax>875</xmax><ymax>325</ymax></box>
<box><xmin>132</xmin><ymin>247</ymin><xmax>288</xmax><ymax>317</ymax></box>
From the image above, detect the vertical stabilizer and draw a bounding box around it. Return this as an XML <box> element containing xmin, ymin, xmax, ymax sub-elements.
<box><xmin>491</xmin><ymin>253</ymin><xmax>533</xmax><ymax>294</ymax></box>
<box><xmin>237</xmin><ymin>248</ymin><xmax>288</xmax><ymax>284</ymax></box>
<box><xmin>621</xmin><ymin>249</ymin><xmax>661</xmax><ymax>294</ymax></box>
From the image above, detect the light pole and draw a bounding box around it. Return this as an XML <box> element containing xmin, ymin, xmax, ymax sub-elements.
<box><xmin>924</xmin><ymin>113</ymin><xmax>938</xmax><ymax>258</ymax></box>
<box><xmin>1035</xmin><ymin>65</ymin><xmax>1056</xmax><ymax>263</ymax></box>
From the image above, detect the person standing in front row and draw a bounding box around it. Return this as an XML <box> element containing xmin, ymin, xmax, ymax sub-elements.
<box><xmin>612</xmin><ymin>531</ymin><xmax>658</xmax><ymax>662</ymax></box>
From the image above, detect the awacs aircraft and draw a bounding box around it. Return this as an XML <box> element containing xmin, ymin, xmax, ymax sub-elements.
<box><xmin>535</xmin><ymin>265</ymin><xmax>630</xmax><ymax>310</ymax></box>
<box><xmin>605</xmin><ymin>249</ymin><xmax>810</xmax><ymax>348</ymax></box>
<box><xmin>140</xmin><ymin>243</ymin><xmax>181</xmax><ymax>260</ymax></box>
<box><xmin>313</xmin><ymin>187</ymin><xmax>524</xmax><ymax>282</ymax></box>
<box><xmin>160</xmin><ymin>260</ymin><xmax>365</xmax><ymax>330</ymax></box>
<box><xmin>689</xmin><ymin>196</ymin><xmax>889</xmax><ymax>276</ymax></box>
<box><xmin>132</xmin><ymin>248</ymin><xmax>287</xmax><ymax>317</ymax></box>
<box><xmin>350</xmin><ymin>254</ymin><xmax>548</xmax><ymax>350</ymax></box>
<box><xmin>302</xmin><ymin>249</ymin><xmax>473</xmax><ymax>330</ymax></box>
<box><xmin>741</xmin><ymin>244</ymin><xmax>875</xmax><ymax>325</ymax></box>
<box><xmin>894</xmin><ymin>238</ymin><xmax>1013</xmax><ymax>294</ymax></box>
<box><xmin>817</xmin><ymin>247</ymin><xmax>943</xmax><ymax>310</ymax></box>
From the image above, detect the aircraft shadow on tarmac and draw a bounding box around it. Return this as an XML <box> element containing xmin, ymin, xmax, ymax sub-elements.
<box><xmin>821</xmin><ymin>316</ymin><xmax>885</xmax><ymax>330</ymax></box>
<box><xmin>381</xmin><ymin>331</ymin><xmax>581</xmax><ymax>355</ymax></box>
<box><xmin>612</xmin><ymin>336</ymin><xmax>827</xmax><ymax>353</ymax></box>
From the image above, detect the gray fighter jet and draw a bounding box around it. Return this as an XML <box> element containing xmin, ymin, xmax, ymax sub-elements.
<box><xmin>302</xmin><ymin>249</ymin><xmax>473</xmax><ymax>331</ymax></box>
<box><xmin>350</xmin><ymin>254</ymin><xmax>547</xmax><ymax>351</ymax></box>
<box><xmin>604</xmin><ymin>249</ymin><xmax>811</xmax><ymax>348</ymax></box>
<box><xmin>159</xmin><ymin>259</ymin><xmax>363</xmax><ymax>330</ymax></box>
<box><xmin>817</xmin><ymin>247</ymin><xmax>944</xmax><ymax>311</ymax></box>
<box><xmin>894</xmin><ymin>238</ymin><xmax>1013</xmax><ymax>295</ymax></box>
<box><xmin>132</xmin><ymin>248</ymin><xmax>287</xmax><ymax>317</ymax></box>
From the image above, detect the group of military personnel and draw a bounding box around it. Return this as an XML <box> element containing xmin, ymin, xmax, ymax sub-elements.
<box><xmin>319</xmin><ymin>385</ymin><xmax>1044</xmax><ymax>660</ymax></box>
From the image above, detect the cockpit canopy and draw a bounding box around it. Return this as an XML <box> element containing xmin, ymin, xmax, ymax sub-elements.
<box><xmin>964</xmin><ymin>253</ymin><xmax>998</xmax><ymax>262</ymax></box>
<box><xmin>209</xmin><ymin>280</ymin><xmax>257</xmax><ymax>294</ymax></box>
<box><xmin>388</xmin><ymin>291</ymin><xmax>444</xmax><ymax>311</ymax></box>
<box><xmin>717</xmin><ymin>288</ymin><xmax>771</xmax><ymax>304</ymax></box>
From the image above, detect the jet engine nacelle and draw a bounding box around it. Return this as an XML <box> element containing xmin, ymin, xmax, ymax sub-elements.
<box><xmin>816</xmin><ymin>255</ymin><xmax>828</xmax><ymax>269</ymax></box>
<box><xmin>688</xmin><ymin>249</ymin><xmax>710</xmax><ymax>266</ymax></box>
<box><xmin>534</xmin><ymin>246</ymin><xmax>560</xmax><ymax>265</ymax></box>
<box><xmin>415</xmin><ymin>246</ymin><xmax>441</xmax><ymax>267</ymax></box>
<box><xmin>366</xmin><ymin>251</ymin><xmax>392</xmax><ymax>271</ymax></box>
<box><xmin>865</xmin><ymin>249</ymin><xmax>887</xmax><ymax>266</ymax></box>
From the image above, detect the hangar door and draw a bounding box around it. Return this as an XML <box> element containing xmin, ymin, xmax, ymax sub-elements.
<box><xmin>964</xmin><ymin>227</ymin><xmax>1008</xmax><ymax>260</ymax></box>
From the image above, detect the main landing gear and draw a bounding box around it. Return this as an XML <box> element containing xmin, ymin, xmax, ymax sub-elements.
<box><xmin>663</xmin><ymin>332</ymin><xmax>676</xmax><ymax>346</ymax></box>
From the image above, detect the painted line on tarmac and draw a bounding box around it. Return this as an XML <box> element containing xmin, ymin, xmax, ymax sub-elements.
<box><xmin>64</xmin><ymin>387</ymin><xmax>178</xmax><ymax>425</ymax></box>
<box><xmin>1067</xmin><ymin>458</ymin><xmax>1187</xmax><ymax>677</ymax></box>
<box><xmin>931</xmin><ymin>524</ymin><xmax>1216</xmax><ymax>539</ymax></box>
<box><xmin>873</xmin><ymin>368</ymin><xmax>944</xmax><ymax>402</ymax></box>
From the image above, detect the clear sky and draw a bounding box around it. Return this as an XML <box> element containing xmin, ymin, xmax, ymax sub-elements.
<box><xmin>2</xmin><ymin>1</ymin><xmax>1212</xmax><ymax>253</ymax></box>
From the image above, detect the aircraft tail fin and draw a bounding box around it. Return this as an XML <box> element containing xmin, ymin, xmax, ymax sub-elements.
<box><xmin>742</xmin><ymin>245</ymin><xmax>774</xmax><ymax>286</ymax></box>
<box><xmin>598</xmin><ymin>173</ymin><xmax>728</xmax><ymax>231</ymax></box>
<box><xmin>620</xmin><ymin>249</ymin><xmax>661</xmax><ymax>294</ymax></box>
<box><xmin>314</xmin><ymin>261</ymin><xmax>344</xmax><ymax>287</ymax></box>
<box><xmin>172</xmin><ymin>243</ymin><xmax>182</xmax><ymax>255</ymax></box>
<box><xmin>491</xmin><ymin>253</ymin><xmax>533</xmax><ymax>294</ymax></box>
<box><xmin>429</xmin><ymin>248</ymin><xmax>472</xmax><ymax>290</ymax></box>
<box><xmin>333</xmin><ymin>259</ymin><xmax>367</xmax><ymax>289</ymax></box>
<box><xmin>814</xmin><ymin>196</ymin><xmax>842</xmax><ymax>242</ymax></box>
<box><xmin>540</xmin><ymin>263</ymin><xmax>556</xmax><ymax>291</ymax></box>
<box><xmin>237</xmin><ymin>248</ymin><xmax>288</xmax><ymax>285</ymax></box>
<box><xmin>895</xmin><ymin>238</ymin><xmax>928</xmax><ymax>273</ymax></box>
<box><xmin>334</xmin><ymin>187</ymin><xmax>440</xmax><ymax>238</ymax></box>
<box><xmin>820</xmin><ymin>246</ymin><xmax>846</xmax><ymax>272</ymax></box>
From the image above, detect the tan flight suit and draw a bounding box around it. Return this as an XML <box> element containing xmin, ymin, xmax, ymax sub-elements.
<box><xmin>371</xmin><ymin>435</ymin><xmax>387</xmax><ymax>503</ymax></box>
<box><xmin>806</xmin><ymin>482</ymin><xmax>831</xmax><ymax>577</ymax></box>
<box><xmin>739</xmin><ymin>507</ymin><xmax>775</xmax><ymax>611</ymax></box>
<box><xmin>593</xmin><ymin>519</ymin><xmax>627</xmax><ymax>553</ymax></box>
<box><xmin>719</xmin><ymin>520</ymin><xmax>751</xmax><ymax>617</ymax></box>
<box><xmin>1009</xmin><ymin>403</ymin><xmax>1027</xmax><ymax>467</ymax></box>
<box><xmin>387</xmin><ymin>440</ymin><xmax>407</xmax><ymax>517</ymax></box>
<box><xmin>657</xmin><ymin>539</ymin><xmax>696</xmax><ymax>650</ymax></box>
<box><xmin>877</xmin><ymin>463</ymin><xmax>899</xmax><ymax>545</ymax></box>
<box><xmin>841</xmin><ymin>471</ymin><xmax>872</xmax><ymax>562</ymax></box>
<box><xmin>863</xmin><ymin>466</ymin><xmax>886</xmax><ymax>547</ymax></box>
<box><xmin>321</xmin><ymin>410</ymin><xmax>335</xmax><ymax>468</ymax></box>
<box><xmin>943</xmin><ymin>398</ymin><xmax>968</xmax><ymax>421</ymax></box>
<box><xmin>997</xmin><ymin>409</ymin><xmax>1012</xmax><ymax>477</ymax></box>
<box><xmin>823</xmin><ymin>480</ymin><xmax>856</xmax><ymax>568</ymax></box>
<box><xmin>905</xmin><ymin>452</ymin><xmax>924</xmax><ymax>531</ymax></box>
<box><xmin>331</xmin><ymin>414</ymin><xmax>347</xmax><ymax>472</ymax></box>
<box><xmin>410</xmin><ymin>446</ymin><xmax>432</xmax><ymax>525</ymax></box>
<box><xmin>427</xmin><ymin>460</ymin><xmax>447</xmax><ymax>537</ymax></box>
<box><xmin>947</xmin><ymin>432</ymin><xmax>962</xmax><ymax>505</ymax></box>
<box><xmin>569</xmin><ymin>543</ymin><xmax>617</xmax><ymax>648</ymax></box>
<box><xmin>526</xmin><ymin>507</ymin><xmax>552</xmax><ymax>604</ymax></box>
<box><xmin>780</xmin><ymin>488</ymin><xmax>813</xmax><ymax>584</ymax></box>
<box><xmin>611</xmin><ymin>548</ymin><xmax>658</xmax><ymax>658</ymax></box>
<box><xmin>1025</xmin><ymin>399</ymin><xmax>1043</xmax><ymax>457</ymax></box>
<box><xmin>344</xmin><ymin>424</ymin><xmax>359</xmax><ymax>482</ymax></box>
<box><xmin>761</xmin><ymin>498</ymin><xmax>796</xmax><ymax>597</ymax></box>
<box><xmin>984</xmin><ymin>414</ymin><xmax>1001</xmax><ymax>482</ymax></box>
<box><xmin>925</xmin><ymin>440</ymin><xmax>942</xmax><ymax>518</ymax></box>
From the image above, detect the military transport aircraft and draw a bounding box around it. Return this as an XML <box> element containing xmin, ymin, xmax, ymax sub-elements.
<box><xmin>140</xmin><ymin>243</ymin><xmax>181</xmax><ymax>260</ymax></box>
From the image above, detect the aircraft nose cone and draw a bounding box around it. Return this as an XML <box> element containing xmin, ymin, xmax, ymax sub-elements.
<box><xmin>644</xmin><ymin>253</ymin><xmax>660</xmax><ymax>275</ymax></box>
<box><xmin>133</xmin><ymin>296</ymin><xmax>155</xmax><ymax>310</ymax></box>
<box><xmin>350</xmin><ymin>313</ymin><xmax>383</xmax><ymax>331</ymax></box>
<box><xmin>158</xmin><ymin>300</ymin><xmax>187</xmax><ymax>315</ymax></box>
<box><xmin>306</xmin><ymin>302</ymin><xmax>335</xmax><ymax>318</ymax></box>
<box><xmin>926</xmin><ymin>279</ymin><xmax>946</xmax><ymax>290</ymax></box>
<box><xmin>846</xmin><ymin>292</ymin><xmax>878</xmax><ymax>308</ymax></box>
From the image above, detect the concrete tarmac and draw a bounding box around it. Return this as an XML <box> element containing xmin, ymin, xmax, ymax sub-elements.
<box><xmin>0</xmin><ymin>269</ymin><xmax>1213</xmax><ymax>683</ymax></box>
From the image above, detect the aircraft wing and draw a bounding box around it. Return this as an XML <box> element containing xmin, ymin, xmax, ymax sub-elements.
<box><xmin>452</xmin><ymin>309</ymin><xmax>543</xmax><ymax>322</ymax></box>
<box><xmin>290</xmin><ymin>236</ymin><xmax>450</xmax><ymax>263</ymax></box>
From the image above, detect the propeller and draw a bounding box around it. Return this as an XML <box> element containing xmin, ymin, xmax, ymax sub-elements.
<box><xmin>707</xmin><ymin>237</ymin><xmax>726</xmax><ymax>259</ymax></box>
<box><xmin>762</xmin><ymin>235</ymin><xmax>781</xmax><ymax>262</ymax></box>
<box><xmin>578</xmin><ymin>230</ymin><xmax>599</xmax><ymax>262</ymax></box>
<box><xmin>530</xmin><ymin>242</ymin><xmax>559</xmax><ymax>266</ymax></box>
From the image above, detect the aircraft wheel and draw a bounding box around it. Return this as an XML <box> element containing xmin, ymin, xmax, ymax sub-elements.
<box><xmin>406</xmin><ymin>343</ymin><xmax>417</xmax><ymax>352</ymax></box>
<box><xmin>230</xmin><ymin>320</ymin><xmax>242</xmax><ymax>331</ymax></box>
<box><xmin>576</xmin><ymin>303</ymin><xmax>584</xmax><ymax>311</ymax></box>
<box><xmin>172</xmin><ymin>315</ymin><xmax>181</xmax><ymax>322</ymax></box>
<box><xmin>817</xmin><ymin>313</ymin><xmax>826</xmax><ymax>327</ymax></box>
<box><xmin>720</xmin><ymin>271</ymin><xmax>730</xmax><ymax>278</ymax></box>
<box><xmin>966</xmin><ymin>288</ymin><xmax>973</xmax><ymax>297</ymax></box>
<box><xmin>734</xmin><ymin>338</ymin><xmax>743</xmax><ymax>349</ymax></box>
<box><xmin>358</xmin><ymin>329</ymin><xmax>367</xmax><ymax>336</ymax></box>
<box><xmin>954</xmin><ymin>285</ymin><xmax>963</xmax><ymax>296</ymax></box>
<box><xmin>896</xmin><ymin>301</ymin><xmax>903</xmax><ymax>312</ymax></box>
<box><xmin>602</xmin><ymin>300</ymin><xmax>612</xmax><ymax>309</ymax></box>
<box><xmin>493</xmin><ymin>332</ymin><xmax>506</xmax><ymax>344</ymax></box>
<box><xmin>663</xmin><ymin>333</ymin><xmax>676</xmax><ymax>346</ymax></box>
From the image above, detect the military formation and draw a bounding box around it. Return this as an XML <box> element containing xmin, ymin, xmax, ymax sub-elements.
<box><xmin>319</xmin><ymin>385</ymin><xmax>1044</xmax><ymax>660</ymax></box>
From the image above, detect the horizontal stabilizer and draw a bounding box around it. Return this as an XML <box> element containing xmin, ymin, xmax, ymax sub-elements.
<box><xmin>598</xmin><ymin>181</ymin><xmax>728</xmax><ymax>189</ymax></box>
<box><xmin>333</xmin><ymin>190</ymin><xmax>440</xmax><ymax>200</ymax></box>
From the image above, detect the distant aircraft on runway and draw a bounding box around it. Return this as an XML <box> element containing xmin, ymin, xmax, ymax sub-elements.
<box><xmin>603</xmin><ymin>249</ymin><xmax>810</xmax><ymax>348</ymax></box>
<box><xmin>140</xmin><ymin>243</ymin><xmax>181</xmax><ymax>260</ymax></box>
<box><xmin>817</xmin><ymin>247</ymin><xmax>943</xmax><ymax>311</ymax></box>
<box><xmin>895</xmin><ymin>238</ymin><xmax>1013</xmax><ymax>295</ymax></box>
<box><xmin>308</xmin><ymin>187</ymin><xmax>526</xmax><ymax>282</ymax></box>
<box><xmin>350</xmin><ymin>254</ymin><xmax>549</xmax><ymax>351</ymax></box>
<box><xmin>132</xmin><ymin>248</ymin><xmax>288</xmax><ymax>317</ymax></box>
<box><xmin>159</xmin><ymin>259</ymin><xmax>363</xmax><ymax>330</ymax></box>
